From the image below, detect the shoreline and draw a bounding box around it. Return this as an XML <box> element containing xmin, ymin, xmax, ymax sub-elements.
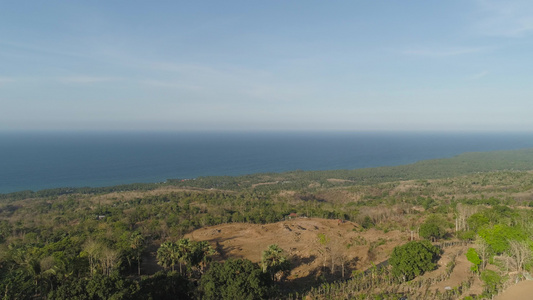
<box><xmin>3</xmin><ymin>146</ymin><xmax>533</xmax><ymax>196</ymax></box>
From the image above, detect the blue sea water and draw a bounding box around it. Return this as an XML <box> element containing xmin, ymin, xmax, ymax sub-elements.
<box><xmin>1</xmin><ymin>131</ymin><xmax>533</xmax><ymax>194</ymax></box>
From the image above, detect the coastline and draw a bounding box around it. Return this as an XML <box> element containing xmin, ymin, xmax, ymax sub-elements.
<box><xmin>3</xmin><ymin>145</ymin><xmax>533</xmax><ymax>197</ymax></box>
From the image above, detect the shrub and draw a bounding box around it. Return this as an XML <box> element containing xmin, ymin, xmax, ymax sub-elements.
<box><xmin>419</xmin><ymin>215</ymin><xmax>447</xmax><ymax>240</ymax></box>
<box><xmin>361</xmin><ymin>216</ymin><xmax>375</xmax><ymax>229</ymax></box>
<box><xmin>466</xmin><ymin>248</ymin><xmax>481</xmax><ymax>273</ymax></box>
<box><xmin>389</xmin><ymin>240</ymin><xmax>441</xmax><ymax>281</ymax></box>
<box><xmin>480</xmin><ymin>269</ymin><xmax>502</xmax><ymax>295</ymax></box>
<box><xmin>467</xmin><ymin>213</ymin><xmax>489</xmax><ymax>232</ymax></box>
<box><xmin>457</xmin><ymin>230</ymin><xmax>476</xmax><ymax>241</ymax></box>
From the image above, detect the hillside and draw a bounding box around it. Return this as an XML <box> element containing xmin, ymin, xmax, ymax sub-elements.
<box><xmin>2</xmin><ymin>149</ymin><xmax>533</xmax><ymax>299</ymax></box>
<box><xmin>184</xmin><ymin>218</ymin><xmax>495</xmax><ymax>296</ymax></box>
<box><xmin>187</xmin><ymin>218</ymin><xmax>403</xmax><ymax>281</ymax></box>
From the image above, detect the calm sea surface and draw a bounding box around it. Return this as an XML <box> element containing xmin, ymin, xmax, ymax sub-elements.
<box><xmin>1</xmin><ymin>131</ymin><xmax>533</xmax><ymax>194</ymax></box>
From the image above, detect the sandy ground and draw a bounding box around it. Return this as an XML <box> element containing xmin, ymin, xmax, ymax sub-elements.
<box><xmin>431</xmin><ymin>245</ymin><xmax>471</xmax><ymax>291</ymax></box>
<box><xmin>495</xmin><ymin>280</ymin><xmax>533</xmax><ymax>300</ymax></box>
<box><xmin>141</xmin><ymin>217</ymin><xmax>493</xmax><ymax>297</ymax></box>
<box><xmin>185</xmin><ymin>218</ymin><xmax>408</xmax><ymax>280</ymax></box>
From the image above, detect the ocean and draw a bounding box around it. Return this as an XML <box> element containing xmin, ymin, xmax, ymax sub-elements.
<box><xmin>1</xmin><ymin>131</ymin><xmax>533</xmax><ymax>194</ymax></box>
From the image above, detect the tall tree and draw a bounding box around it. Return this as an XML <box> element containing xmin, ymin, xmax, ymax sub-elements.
<box><xmin>190</xmin><ymin>241</ymin><xmax>216</xmax><ymax>274</ymax></box>
<box><xmin>157</xmin><ymin>241</ymin><xmax>176</xmax><ymax>271</ymax></box>
<box><xmin>475</xmin><ymin>237</ymin><xmax>490</xmax><ymax>271</ymax></box>
<box><xmin>317</xmin><ymin>233</ymin><xmax>330</xmax><ymax>273</ymax></box>
<box><xmin>261</xmin><ymin>244</ymin><xmax>291</xmax><ymax>281</ymax></box>
<box><xmin>176</xmin><ymin>238</ymin><xmax>193</xmax><ymax>275</ymax></box>
<box><xmin>130</xmin><ymin>231</ymin><xmax>144</xmax><ymax>275</ymax></box>
<box><xmin>508</xmin><ymin>240</ymin><xmax>531</xmax><ymax>272</ymax></box>
<box><xmin>99</xmin><ymin>246</ymin><xmax>120</xmax><ymax>276</ymax></box>
<box><xmin>83</xmin><ymin>239</ymin><xmax>103</xmax><ymax>276</ymax></box>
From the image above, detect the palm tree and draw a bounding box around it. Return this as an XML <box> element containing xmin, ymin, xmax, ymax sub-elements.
<box><xmin>195</xmin><ymin>241</ymin><xmax>216</xmax><ymax>273</ymax></box>
<box><xmin>261</xmin><ymin>244</ymin><xmax>291</xmax><ymax>281</ymax></box>
<box><xmin>175</xmin><ymin>238</ymin><xmax>193</xmax><ymax>275</ymax></box>
<box><xmin>130</xmin><ymin>231</ymin><xmax>144</xmax><ymax>275</ymax></box>
<box><xmin>157</xmin><ymin>241</ymin><xmax>176</xmax><ymax>271</ymax></box>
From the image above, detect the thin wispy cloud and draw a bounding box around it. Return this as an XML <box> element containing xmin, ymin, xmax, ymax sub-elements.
<box><xmin>474</xmin><ymin>0</ymin><xmax>533</xmax><ymax>37</ymax></box>
<box><xmin>466</xmin><ymin>71</ymin><xmax>489</xmax><ymax>80</ymax></box>
<box><xmin>141</xmin><ymin>62</ymin><xmax>312</xmax><ymax>104</ymax></box>
<box><xmin>0</xmin><ymin>40</ymin><xmax>85</xmax><ymax>59</ymax></box>
<box><xmin>0</xmin><ymin>77</ymin><xmax>15</xmax><ymax>85</ymax></box>
<box><xmin>140</xmin><ymin>79</ymin><xmax>202</xmax><ymax>91</ymax></box>
<box><xmin>148</xmin><ymin>62</ymin><xmax>271</xmax><ymax>82</ymax></box>
<box><xmin>242</xmin><ymin>84</ymin><xmax>310</xmax><ymax>103</ymax></box>
<box><xmin>403</xmin><ymin>46</ymin><xmax>485</xmax><ymax>57</ymax></box>
<box><xmin>4</xmin><ymin>1</ymin><xmax>533</xmax><ymax>131</ymax></box>
<box><xmin>58</xmin><ymin>76</ymin><xmax>122</xmax><ymax>84</ymax></box>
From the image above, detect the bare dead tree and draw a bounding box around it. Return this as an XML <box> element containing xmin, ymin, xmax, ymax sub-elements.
<box><xmin>99</xmin><ymin>247</ymin><xmax>120</xmax><ymax>276</ymax></box>
<box><xmin>475</xmin><ymin>237</ymin><xmax>490</xmax><ymax>271</ymax></box>
<box><xmin>83</xmin><ymin>239</ymin><xmax>102</xmax><ymax>276</ymax></box>
<box><xmin>509</xmin><ymin>240</ymin><xmax>531</xmax><ymax>272</ymax></box>
<box><xmin>455</xmin><ymin>203</ymin><xmax>478</xmax><ymax>232</ymax></box>
<box><xmin>316</xmin><ymin>233</ymin><xmax>330</xmax><ymax>273</ymax></box>
<box><xmin>495</xmin><ymin>254</ymin><xmax>515</xmax><ymax>274</ymax></box>
<box><xmin>329</xmin><ymin>234</ymin><xmax>348</xmax><ymax>277</ymax></box>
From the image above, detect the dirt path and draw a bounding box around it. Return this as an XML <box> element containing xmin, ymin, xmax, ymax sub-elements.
<box><xmin>495</xmin><ymin>280</ymin><xmax>533</xmax><ymax>300</ymax></box>
<box><xmin>432</xmin><ymin>246</ymin><xmax>470</xmax><ymax>291</ymax></box>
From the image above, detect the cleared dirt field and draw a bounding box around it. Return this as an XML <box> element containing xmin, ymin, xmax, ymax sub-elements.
<box><xmin>186</xmin><ymin>218</ymin><xmax>407</xmax><ymax>281</ymax></box>
<box><xmin>184</xmin><ymin>218</ymin><xmax>492</xmax><ymax>297</ymax></box>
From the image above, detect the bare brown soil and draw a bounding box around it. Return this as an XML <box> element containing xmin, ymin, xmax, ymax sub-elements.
<box><xmin>186</xmin><ymin>218</ymin><xmax>407</xmax><ymax>282</ymax></box>
<box><xmin>251</xmin><ymin>181</ymin><xmax>278</xmax><ymax>188</ymax></box>
<box><xmin>495</xmin><ymin>280</ymin><xmax>533</xmax><ymax>300</ymax></box>
<box><xmin>89</xmin><ymin>186</ymin><xmax>212</xmax><ymax>205</ymax></box>
<box><xmin>326</xmin><ymin>178</ymin><xmax>355</xmax><ymax>184</ymax></box>
<box><xmin>184</xmin><ymin>218</ymin><xmax>491</xmax><ymax>297</ymax></box>
<box><xmin>427</xmin><ymin>244</ymin><xmax>484</xmax><ymax>295</ymax></box>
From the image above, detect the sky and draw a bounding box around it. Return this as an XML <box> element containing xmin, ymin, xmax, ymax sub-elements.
<box><xmin>1</xmin><ymin>0</ymin><xmax>533</xmax><ymax>132</ymax></box>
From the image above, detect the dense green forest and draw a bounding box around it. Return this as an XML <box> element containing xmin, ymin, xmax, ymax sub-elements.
<box><xmin>2</xmin><ymin>148</ymin><xmax>533</xmax><ymax>299</ymax></box>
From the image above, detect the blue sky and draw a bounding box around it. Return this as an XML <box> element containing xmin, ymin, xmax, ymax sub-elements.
<box><xmin>1</xmin><ymin>0</ymin><xmax>533</xmax><ymax>132</ymax></box>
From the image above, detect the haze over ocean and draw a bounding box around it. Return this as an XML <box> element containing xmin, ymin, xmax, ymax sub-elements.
<box><xmin>4</xmin><ymin>2</ymin><xmax>533</xmax><ymax>195</ymax></box>
<box><xmin>1</xmin><ymin>131</ymin><xmax>533</xmax><ymax>194</ymax></box>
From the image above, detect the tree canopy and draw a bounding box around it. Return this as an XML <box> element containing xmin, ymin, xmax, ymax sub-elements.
<box><xmin>199</xmin><ymin>258</ymin><xmax>272</xmax><ymax>300</ymax></box>
<box><xmin>261</xmin><ymin>244</ymin><xmax>291</xmax><ymax>281</ymax></box>
<box><xmin>389</xmin><ymin>240</ymin><xmax>441</xmax><ymax>281</ymax></box>
<box><xmin>419</xmin><ymin>214</ymin><xmax>447</xmax><ymax>241</ymax></box>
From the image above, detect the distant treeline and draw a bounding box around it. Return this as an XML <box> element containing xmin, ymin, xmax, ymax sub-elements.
<box><xmin>3</xmin><ymin>148</ymin><xmax>533</xmax><ymax>200</ymax></box>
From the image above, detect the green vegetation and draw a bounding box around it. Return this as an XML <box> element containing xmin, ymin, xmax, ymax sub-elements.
<box><xmin>199</xmin><ymin>258</ymin><xmax>272</xmax><ymax>300</ymax></box>
<box><xmin>466</xmin><ymin>248</ymin><xmax>481</xmax><ymax>273</ymax></box>
<box><xmin>481</xmin><ymin>269</ymin><xmax>503</xmax><ymax>295</ymax></box>
<box><xmin>478</xmin><ymin>224</ymin><xmax>527</xmax><ymax>254</ymax></box>
<box><xmin>2</xmin><ymin>148</ymin><xmax>533</xmax><ymax>298</ymax></box>
<box><xmin>419</xmin><ymin>214</ymin><xmax>448</xmax><ymax>241</ymax></box>
<box><xmin>389</xmin><ymin>240</ymin><xmax>441</xmax><ymax>281</ymax></box>
<box><xmin>4</xmin><ymin>147</ymin><xmax>533</xmax><ymax>200</ymax></box>
<box><xmin>261</xmin><ymin>244</ymin><xmax>291</xmax><ymax>282</ymax></box>
<box><xmin>156</xmin><ymin>238</ymin><xmax>214</xmax><ymax>275</ymax></box>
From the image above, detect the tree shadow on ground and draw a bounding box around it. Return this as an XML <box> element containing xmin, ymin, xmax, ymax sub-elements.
<box><xmin>277</xmin><ymin>256</ymin><xmax>366</xmax><ymax>296</ymax></box>
<box><xmin>291</xmin><ymin>254</ymin><xmax>317</xmax><ymax>267</ymax></box>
